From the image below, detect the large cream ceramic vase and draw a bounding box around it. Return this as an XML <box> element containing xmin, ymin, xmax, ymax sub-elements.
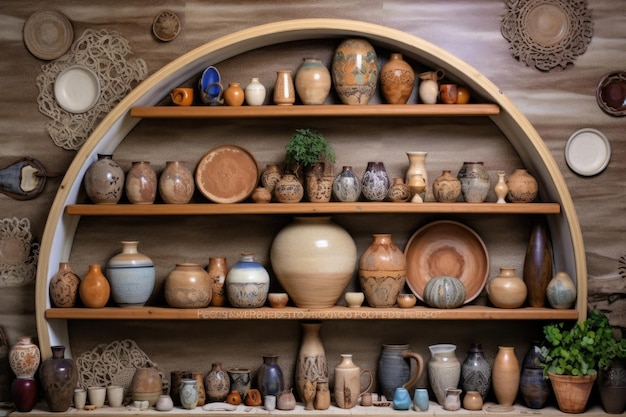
<box><xmin>270</xmin><ymin>217</ymin><xmax>357</xmax><ymax>308</ymax></box>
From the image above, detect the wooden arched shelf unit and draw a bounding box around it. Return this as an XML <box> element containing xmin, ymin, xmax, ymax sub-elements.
<box><xmin>36</xmin><ymin>19</ymin><xmax>586</xmax><ymax>360</ymax></box>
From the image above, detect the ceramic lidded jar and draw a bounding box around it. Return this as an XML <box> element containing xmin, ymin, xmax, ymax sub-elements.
<box><xmin>9</xmin><ymin>337</ymin><xmax>40</xmax><ymax>379</ymax></box>
<box><xmin>380</xmin><ymin>53</ymin><xmax>414</xmax><ymax>104</ymax></box>
<box><xmin>270</xmin><ymin>217</ymin><xmax>357</xmax><ymax>308</ymax></box>
<box><xmin>457</xmin><ymin>162</ymin><xmax>490</xmax><ymax>203</ymax></box>
<box><xmin>433</xmin><ymin>170</ymin><xmax>461</xmax><ymax>202</ymax></box>
<box><xmin>295</xmin><ymin>58</ymin><xmax>332</xmax><ymax>105</ymax></box>
<box><xmin>358</xmin><ymin>234</ymin><xmax>406</xmax><ymax>307</ymax></box>
<box><xmin>39</xmin><ymin>345</ymin><xmax>77</xmax><ymax>412</ymax></box>
<box><xmin>332</xmin><ymin>166</ymin><xmax>361</xmax><ymax>202</ymax></box>
<box><xmin>106</xmin><ymin>241</ymin><xmax>155</xmax><ymax>308</ymax></box>
<box><xmin>244</xmin><ymin>78</ymin><xmax>266</xmax><ymax>106</ymax></box>
<box><xmin>83</xmin><ymin>154</ymin><xmax>125</xmax><ymax>204</ymax></box>
<box><xmin>125</xmin><ymin>161</ymin><xmax>157</xmax><ymax>204</ymax></box>
<box><xmin>158</xmin><ymin>161</ymin><xmax>194</xmax><ymax>204</ymax></box>
<box><xmin>49</xmin><ymin>262</ymin><xmax>80</xmax><ymax>308</ymax></box>
<box><xmin>164</xmin><ymin>263</ymin><xmax>212</xmax><ymax>308</ymax></box>
<box><xmin>79</xmin><ymin>264</ymin><xmax>110</xmax><ymax>308</ymax></box>
<box><xmin>361</xmin><ymin>162</ymin><xmax>390</xmax><ymax>202</ymax></box>
<box><xmin>506</xmin><ymin>168</ymin><xmax>538</xmax><ymax>203</ymax></box>
<box><xmin>226</xmin><ymin>252</ymin><xmax>269</xmax><ymax>308</ymax></box>
<box><xmin>487</xmin><ymin>267</ymin><xmax>527</xmax><ymax>308</ymax></box>
<box><xmin>332</xmin><ymin>38</ymin><xmax>378</xmax><ymax>105</ymax></box>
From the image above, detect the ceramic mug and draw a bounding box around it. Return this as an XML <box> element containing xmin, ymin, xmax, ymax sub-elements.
<box><xmin>439</xmin><ymin>84</ymin><xmax>458</xmax><ymax>104</ymax></box>
<box><xmin>171</xmin><ymin>88</ymin><xmax>194</xmax><ymax>106</ymax></box>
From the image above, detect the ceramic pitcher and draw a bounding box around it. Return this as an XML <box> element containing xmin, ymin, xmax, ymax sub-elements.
<box><xmin>378</xmin><ymin>344</ymin><xmax>424</xmax><ymax>400</ymax></box>
<box><xmin>333</xmin><ymin>354</ymin><xmax>373</xmax><ymax>408</ymax></box>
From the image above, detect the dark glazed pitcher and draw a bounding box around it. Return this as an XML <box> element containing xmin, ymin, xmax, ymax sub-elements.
<box><xmin>378</xmin><ymin>344</ymin><xmax>424</xmax><ymax>400</ymax></box>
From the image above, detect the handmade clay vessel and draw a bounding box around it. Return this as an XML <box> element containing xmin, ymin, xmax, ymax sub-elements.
<box><xmin>428</xmin><ymin>344</ymin><xmax>460</xmax><ymax>405</ymax></box>
<box><xmin>125</xmin><ymin>161</ymin><xmax>157</xmax><ymax>204</ymax></box>
<box><xmin>9</xmin><ymin>336</ymin><xmax>40</xmax><ymax>378</ymax></box>
<box><xmin>227</xmin><ymin>368</ymin><xmax>251</xmax><ymax>399</ymax></box>
<box><xmin>179</xmin><ymin>378</ymin><xmax>198</xmax><ymax>409</ymax></box>
<box><xmin>443</xmin><ymin>388</ymin><xmax>462</xmax><ymax>411</ymax></box>
<box><xmin>106</xmin><ymin>241</ymin><xmax>155</xmax><ymax>308</ymax></box>
<box><xmin>170</xmin><ymin>371</ymin><xmax>190</xmax><ymax>406</ymax></box>
<box><xmin>423</xmin><ymin>275</ymin><xmax>466</xmax><ymax>309</ymax></box>
<box><xmin>388</xmin><ymin>178</ymin><xmax>411</xmax><ymax>202</ymax></box>
<box><xmin>433</xmin><ymin>170</ymin><xmax>461</xmax><ymax>202</ymax></box>
<box><xmin>158</xmin><ymin>161</ymin><xmax>194</xmax><ymax>204</ymax></box>
<box><xmin>458</xmin><ymin>162</ymin><xmax>490</xmax><ymax>203</ymax></box>
<box><xmin>251</xmin><ymin>187</ymin><xmax>272</xmax><ymax>204</ymax></box>
<box><xmin>358</xmin><ymin>234</ymin><xmax>406</xmax><ymax>307</ymax></box>
<box><xmin>332</xmin><ymin>166</ymin><xmax>361</xmax><ymax>202</ymax></box>
<box><xmin>313</xmin><ymin>378</ymin><xmax>330</xmax><ymax>410</ymax></box>
<box><xmin>463</xmin><ymin>390</ymin><xmax>483</xmax><ymax>410</ymax></box>
<box><xmin>156</xmin><ymin>394</ymin><xmax>174</xmax><ymax>411</ymax></box>
<box><xmin>79</xmin><ymin>264</ymin><xmax>110</xmax><ymax>308</ymax></box>
<box><xmin>393</xmin><ymin>387</ymin><xmax>412</xmax><ymax>410</ymax></box>
<box><xmin>295</xmin><ymin>58</ymin><xmax>331</xmax><ymax>105</ymax></box>
<box><xmin>546</xmin><ymin>271</ymin><xmax>577</xmax><ymax>309</ymax></box>
<box><xmin>11</xmin><ymin>377</ymin><xmax>37</xmax><ymax>412</ymax></box>
<box><xmin>205</xmin><ymin>363</ymin><xmax>230</xmax><ymax>403</ymax></box>
<box><xmin>487</xmin><ymin>267</ymin><xmax>527</xmax><ymax>308</ymax></box>
<box><xmin>492</xmin><ymin>346</ymin><xmax>520</xmax><ymax>407</ymax></box>
<box><xmin>506</xmin><ymin>168</ymin><xmax>538</xmax><ymax>203</ymax></box>
<box><xmin>494</xmin><ymin>170</ymin><xmax>508</xmax><ymax>203</ymax></box>
<box><xmin>39</xmin><ymin>345</ymin><xmax>77</xmax><ymax>412</ymax></box>
<box><xmin>520</xmin><ymin>366</ymin><xmax>550</xmax><ymax>409</ymax></box>
<box><xmin>131</xmin><ymin>366</ymin><xmax>162</xmax><ymax>406</ymax></box>
<box><xmin>378</xmin><ymin>344</ymin><xmax>424</xmax><ymax>401</ymax></box>
<box><xmin>418</xmin><ymin>69</ymin><xmax>444</xmax><ymax>104</ymax></box>
<box><xmin>244</xmin><ymin>78</ymin><xmax>266</xmax><ymax>106</ymax></box>
<box><xmin>49</xmin><ymin>262</ymin><xmax>80</xmax><ymax>308</ymax></box>
<box><xmin>207</xmin><ymin>257</ymin><xmax>227</xmax><ymax>307</ymax></box>
<box><xmin>361</xmin><ymin>162</ymin><xmax>389</xmax><ymax>201</ymax></box>
<box><xmin>273</xmin><ymin>70</ymin><xmax>295</xmax><ymax>105</ymax></box>
<box><xmin>270</xmin><ymin>217</ymin><xmax>357</xmax><ymax>308</ymax></box>
<box><xmin>164</xmin><ymin>263</ymin><xmax>212</xmax><ymax>308</ymax></box>
<box><xmin>274</xmin><ymin>173</ymin><xmax>303</xmax><ymax>203</ymax></box>
<box><xmin>380</xmin><ymin>53</ymin><xmax>414</xmax><ymax>104</ymax></box>
<box><xmin>296</xmin><ymin>322</ymin><xmax>327</xmax><ymax>401</ymax></box>
<box><xmin>305</xmin><ymin>165</ymin><xmax>333</xmax><ymax>203</ymax></box>
<box><xmin>257</xmin><ymin>355</ymin><xmax>284</xmax><ymax>398</ymax></box>
<box><xmin>405</xmin><ymin>151</ymin><xmax>428</xmax><ymax>201</ymax></box>
<box><xmin>333</xmin><ymin>354</ymin><xmax>373</xmax><ymax>409</ymax></box>
<box><xmin>83</xmin><ymin>154</ymin><xmax>125</xmax><ymax>204</ymax></box>
<box><xmin>261</xmin><ymin>164</ymin><xmax>282</xmax><ymax>195</ymax></box>
<box><xmin>226</xmin><ymin>252</ymin><xmax>269</xmax><ymax>308</ymax></box>
<box><xmin>413</xmin><ymin>388</ymin><xmax>429</xmax><ymax>411</ymax></box>
<box><xmin>224</xmin><ymin>82</ymin><xmax>245</xmax><ymax>106</ymax></box>
<box><xmin>332</xmin><ymin>38</ymin><xmax>378</xmax><ymax>105</ymax></box>
<box><xmin>461</xmin><ymin>343</ymin><xmax>491</xmax><ymax>399</ymax></box>
<box><xmin>523</xmin><ymin>221</ymin><xmax>553</xmax><ymax>307</ymax></box>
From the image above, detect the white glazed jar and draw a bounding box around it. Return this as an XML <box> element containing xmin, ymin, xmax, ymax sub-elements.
<box><xmin>245</xmin><ymin>77</ymin><xmax>266</xmax><ymax>106</ymax></box>
<box><xmin>226</xmin><ymin>252</ymin><xmax>270</xmax><ymax>308</ymax></box>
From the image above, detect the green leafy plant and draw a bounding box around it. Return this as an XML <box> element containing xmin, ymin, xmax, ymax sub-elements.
<box><xmin>284</xmin><ymin>129</ymin><xmax>336</xmax><ymax>175</ymax></box>
<box><xmin>540</xmin><ymin>310</ymin><xmax>626</xmax><ymax>376</ymax></box>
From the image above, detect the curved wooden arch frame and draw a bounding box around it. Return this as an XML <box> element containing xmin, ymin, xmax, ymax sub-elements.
<box><xmin>36</xmin><ymin>19</ymin><xmax>586</xmax><ymax>359</ymax></box>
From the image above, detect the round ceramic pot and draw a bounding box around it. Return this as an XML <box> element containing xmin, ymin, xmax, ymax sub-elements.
<box><xmin>332</xmin><ymin>38</ymin><xmax>378</xmax><ymax>105</ymax></box>
<box><xmin>487</xmin><ymin>267</ymin><xmax>527</xmax><ymax>308</ymax></box>
<box><xmin>226</xmin><ymin>252</ymin><xmax>269</xmax><ymax>308</ymax></box>
<box><xmin>295</xmin><ymin>58</ymin><xmax>331</xmax><ymax>105</ymax></box>
<box><xmin>458</xmin><ymin>162</ymin><xmax>490</xmax><ymax>203</ymax></box>
<box><xmin>164</xmin><ymin>263</ymin><xmax>212</xmax><ymax>308</ymax></box>
<box><xmin>106</xmin><ymin>241</ymin><xmax>155</xmax><ymax>308</ymax></box>
<box><xmin>83</xmin><ymin>154</ymin><xmax>125</xmax><ymax>204</ymax></box>
<box><xmin>506</xmin><ymin>168</ymin><xmax>538</xmax><ymax>203</ymax></box>
<box><xmin>332</xmin><ymin>166</ymin><xmax>361</xmax><ymax>202</ymax></box>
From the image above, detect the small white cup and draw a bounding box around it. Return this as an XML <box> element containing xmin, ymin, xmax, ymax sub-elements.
<box><xmin>87</xmin><ymin>386</ymin><xmax>106</xmax><ymax>408</ymax></box>
<box><xmin>74</xmin><ymin>388</ymin><xmax>87</xmax><ymax>410</ymax></box>
<box><xmin>106</xmin><ymin>385</ymin><xmax>124</xmax><ymax>407</ymax></box>
<box><xmin>264</xmin><ymin>395</ymin><xmax>276</xmax><ymax>411</ymax></box>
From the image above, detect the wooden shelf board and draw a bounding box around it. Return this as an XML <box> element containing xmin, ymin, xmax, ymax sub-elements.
<box><xmin>129</xmin><ymin>104</ymin><xmax>500</xmax><ymax>119</ymax></box>
<box><xmin>45</xmin><ymin>306</ymin><xmax>578</xmax><ymax>321</ymax></box>
<box><xmin>65</xmin><ymin>202</ymin><xmax>560</xmax><ymax>216</ymax></box>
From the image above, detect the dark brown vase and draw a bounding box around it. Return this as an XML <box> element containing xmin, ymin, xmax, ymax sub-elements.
<box><xmin>39</xmin><ymin>345</ymin><xmax>78</xmax><ymax>412</ymax></box>
<box><xmin>520</xmin><ymin>366</ymin><xmax>550</xmax><ymax>409</ymax></box>
<box><xmin>523</xmin><ymin>221</ymin><xmax>553</xmax><ymax>307</ymax></box>
<box><xmin>598</xmin><ymin>359</ymin><xmax>626</xmax><ymax>414</ymax></box>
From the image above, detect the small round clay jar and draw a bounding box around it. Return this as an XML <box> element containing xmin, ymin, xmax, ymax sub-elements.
<box><xmin>463</xmin><ymin>391</ymin><xmax>483</xmax><ymax>410</ymax></box>
<box><xmin>396</xmin><ymin>293</ymin><xmax>416</xmax><ymax>308</ymax></box>
<box><xmin>344</xmin><ymin>292</ymin><xmax>364</xmax><ymax>308</ymax></box>
<box><xmin>268</xmin><ymin>293</ymin><xmax>289</xmax><ymax>308</ymax></box>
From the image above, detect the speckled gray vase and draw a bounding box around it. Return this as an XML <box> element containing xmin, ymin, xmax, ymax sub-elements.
<box><xmin>361</xmin><ymin>162</ymin><xmax>389</xmax><ymax>201</ymax></box>
<box><xmin>461</xmin><ymin>343</ymin><xmax>491</xmax><ymax>399</ymax></box>
<box><xmin>457</xmin><ymin>162</ymin><xmax>489</xmax><ymax>203</ymax></box>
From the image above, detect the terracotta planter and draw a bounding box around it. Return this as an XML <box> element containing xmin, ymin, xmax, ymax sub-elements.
<box><xmin>548</xmin><ymin>371</ymin><xmax>597</xmax><ymax>414</ymax></box>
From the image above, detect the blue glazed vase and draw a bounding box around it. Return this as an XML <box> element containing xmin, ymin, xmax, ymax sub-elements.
<box><xmin>413</xmin><ymin>388</ymin><xmax>429</xmax><ymax>411</ymax></box>
<box><xmin>392</xmin><ymin>387</ymin><xmax>411</xmax><ymax>410</ymax></box>
<box><xmin>226</xmin><ymin>252</ymin><xmax>269</xmax><ymax>308</ymax></box>
<box><xmin>106</xmin><ymin>241</ymin><xmax>155</xmax><ymax>307</ymax></box>
<box><xmin>257</xmin><ymin>355</ymin><xmax>284</xmax><ymax>398</ymax></box>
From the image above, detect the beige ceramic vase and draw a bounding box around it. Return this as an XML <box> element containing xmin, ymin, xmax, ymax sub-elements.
<box><xmin>296</xmin><ymin>322</ymin><xmax>327</xmax><ymax>401</ymax></box>
<box><xmin>333</xmin><ymin>354</ymin><xmax>373</xmax><ymax>409</ymax></box>
<box><xmin>79</xmin><ymin>264</ymin><xmax>110</xmax><ymax>308</ymax></box>
<box><xmin>49</xmin><ymin>262</ymin><xmax>80</xmax><ymax>308</ymax></box>
<box><xmin>358</xmin><ymin>234</ymin><xmax>406</xmax><ymax>307</ymax></box>
<box><xmin>270</xmin><ymin>217</ymin><xmax>357</xmax><ymax>308</ymax></box>
<box><xmin>546</xmin><ymin>271</ymin><xmax>577</xmax><ymax>309</ymax></box>
<box><xmin>432</xmin><ymin>170</ymin><xmax>461</xmax><ymax>203</ymax></box>
<box><xmin>405</xmin><ymin>152</ymin><xmax>428</xmax><ymax>201</ymax></box>
<box><xmin>207</xmin><ymin>257</ymin><xmax>227</xmax><ymax>307</ymax></box>
<box><xmin>158</xmin><ymin>161</ymin><xmax>194</xmax><ymax>204</ymax></box>
<box><xmin>306</xmin><ymin>167</ymin><xmax>333</xmax><ymax>203</ymax></box>
<box><xmin>380</xmin><ymin>53</ymin><xmax>414</xmax><ymax>104</ymax></box>
<box><xmin>494</xmin><ymin>171</ymin><xmax>508</xmax><ymax>203</ymax></box>
<box><xmin>492</xmin><ymin>346</ymin><xmax>520</xmax><ymax>407</ymax></box>
<box><xmin>506</xmin><ymin>168</ymin><xmax>538</xmax><ymax>203</ymax></box>
<box><xmin>125</xmin><ymin>161</ymin><xmax>157</xmax><ymax>204</ymax></box>
<box><xmin>164</xmin><ymin>263</ymin><xmax>212</xmax><ymax>308</ymax></box>
<box><xmin>9</xmin><ymin>336</ymin><xmax>40</xmax><ymax>378</ymax></box>
<box><xmin>295</xmin><ymin>58</ymin><xmax>331</xmax><ymax>105</ymax></box>
<box><xmin>83</xmin><ymin>154</ymin><xmax>125</xmax><ymax>204</ymax></box>
<box><xmin>487</xmin><ymin>267</ymin><xmax>527</xmax><ymax>308</ymax></box>
<box><xmin>273</xmin><ymin>70</ymin><xmax>295</xmax><ymax>105</ymax></box>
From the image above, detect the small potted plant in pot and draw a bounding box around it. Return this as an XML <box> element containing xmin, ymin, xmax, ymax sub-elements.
<box><xmin>540</xmin><ymin>310</ymin><xmax>623</xmax><ymax>413</ymax></box>
<box><xmin>284</xmin><ymin>128</ymin><xmax>336</xmax><ymax>202</ymax></box>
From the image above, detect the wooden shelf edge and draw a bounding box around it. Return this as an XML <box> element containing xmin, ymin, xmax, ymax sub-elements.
<box><xmin>65</xmin><ymin>202</ymin><xmax>561</xmax><ymax>216</ymax></box>
<box><xmin>129</xmin><ymin>104</ymin><xmax>500</xmax><ymax>119</ymax></box>
<box><xmin>44</xmin><ymin>306</ymin><xmax>578</xmax><ymax>320</ymax></box>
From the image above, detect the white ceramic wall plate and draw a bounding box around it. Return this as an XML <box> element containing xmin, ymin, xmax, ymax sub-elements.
<box><xmin>54</xmin><ymin>65</ymin><xmax>101</xmax><ymax>113</ymax></box>
<box><xmin>565</xmin><ymin>128</ymin><xmax>611</xmax><ymax>176</ymax></box>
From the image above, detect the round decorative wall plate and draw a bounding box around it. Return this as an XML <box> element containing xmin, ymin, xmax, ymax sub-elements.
<box><xmin>596</xmin><ymin>71</ymin><xmax>626</xmax><ymax>117</ymax></box>
<box><xmin>152</xmin><ymin>10</ymin><xmax>181</xmax><ymax>42</ymax></box>
<box><xmin>54</xmin><ymin>65</ymin><xmax>101</xmax><ymax>113</ymax></box>
<box><xmin>565</xmin><ymin>128</ymin><xmax>611</xmax><ymax>176</ymax></box>
<box><xmin>501</xmin><ymin>0</ymin><xmax>593</xmax><ymax>71</ymax></box>
<box><xmin>23</xmin><ymin>9</ymin><xmax>73</xmax><ymax>60</ymax></box>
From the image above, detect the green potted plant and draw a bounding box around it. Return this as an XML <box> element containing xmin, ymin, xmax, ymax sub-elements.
<box><xmin>284</xmin><ymin>128</ymin><xmax>336</xmax><ymax>202</ymax></box>
<box><xmin>540</xmin><ymin>310</ymin><xmax>625</xmax><ymax>413</ymax></box>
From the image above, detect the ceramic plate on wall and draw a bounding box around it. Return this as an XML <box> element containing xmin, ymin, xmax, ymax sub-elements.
<box><xmin>565</xmin><ymin>128</ymin><xmax>611</xmax><ymax>176</ymax></box>
<box><xmin>596</xmin><ymin>71</ymin><xmax>626</xmax><ymax>117</ymax></box>
<box><xmin>195</xmin><ymin>145</ymin><xmax>258</xmax><ymax>203</ymax></box>
<box><xmin>54</xmin><ymin>65</ymin><xmax>101</xmax><ymax>113</ymax></box>
<box><xmin>404</xmin><ymin>220</ymin><xmax>489</xmax><ymax>304</ymax></box>
<box><xmin>23</xmin><ymin>9</ymin><xmax>73</xmax><ymax>60</ymax></box>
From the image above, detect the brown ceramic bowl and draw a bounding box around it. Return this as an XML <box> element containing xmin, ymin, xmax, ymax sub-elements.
<box><xmin>267</xmin><ymin>292</ymin><xmax>289</xmax><ymax>308</ymax></box>
<box><xmin>396</xmin><ymin>293</ymin><xmax>417</xmax><ymax>308</ymax></box>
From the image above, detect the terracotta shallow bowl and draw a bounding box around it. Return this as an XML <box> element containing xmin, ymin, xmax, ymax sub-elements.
<box><xmin>404</xmin><ymin>220</ymin><xmax>489</xmax><ymax>303</ymax></box>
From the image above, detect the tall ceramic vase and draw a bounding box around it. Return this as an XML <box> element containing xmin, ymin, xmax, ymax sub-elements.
<box><xmin>125</xmin><ymin>161</ymin><xmax>157</xmax><ymax>204</ymax></box>
<box><xmin>83</xmin><ymin>154</ymin><xmax>125</xmax><ymax>204</ymax></box>
<box><xmin>270</xmin><ymin>217</ymin><xmax>357</xmax><ymax>308</ymax></box>
<box><xmin>523</xmin><ymin>221</ymin><xmax>553</xmax><ymax>307</ymax></box>
<box><xmin>207</xmin><ymin>257</ymin><xmax>227</xmax><ymax>307</ymax></box>
<box><xmin>461</xmin><ymin>343</ymin><xmax>491</xmax><ymax>399</ymax></box>
<box><xmin>405</xmin><ymin>152</ymin><xmax>428</xmax><ymax>201</ymax></box>
<box><xmin>358</xmin><ymin>234</ymin><xmax>406</xmax><ymax>307</ymax></box>
<box><xmin>333</xmin><ymin>354</ymin><xmax>373</xmax><ymax>409</ymax></box>
<box><xmin>332</xmin><ymin>38</ymin><xmax>378</xmax><ymax>105</ymax></box>
<box><xmin>257</xmin><ymin>355</ymin><xmax>284</xmax><ymax>398</ymax></box>
<box><xmin>79</xmin><ymin>264</ymin><xmax>110</xmax><ymax>308</ymax></box>
<box><xmin>428</xmin><ymin>344</ymin><xmax>461</xmax><ymax>405</ymax></box>
<box><xmin>273</xmin><ymin>70</ymin><xmax>295</xmax><ymax>105</ymax></box>
<box><xmin>296</xmin><ymin>322</ymin><xmax>327</xmax><ymax>401</ymax></box>
<box><xmin>380</xmin><ymin>53</ymin><xmax>414</xmax><ymax>104</ymax></box>
<box><xmin>49</xmin><ymin>262</ymin><xmax>80</xmax><ymax>308</ymax></box>
<box><xmin>295</xmin><ymin>58</ymin><xmax>331</xmax><ymax>105</ymax></box>
<box><xmin>39</xmin><ymin>345</ymin><xmax>78</xmax><ymax>412</ymax></box>
<box><xmin>107</xmin><ymin>241</ymin><xmax>155</xmax><ymax>308</ymax></box>
<box><xmin>492</xmin><ymin>346</ymin><xmax>520</xmax><ymax>406</ymax></box>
